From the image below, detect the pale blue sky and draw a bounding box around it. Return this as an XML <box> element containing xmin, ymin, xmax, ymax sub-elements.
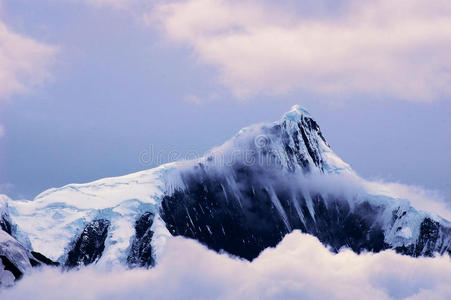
<box><xmin>0</xmin><ymin>0</ymin><xmax>450</xmax><ymax>199</ymax></box>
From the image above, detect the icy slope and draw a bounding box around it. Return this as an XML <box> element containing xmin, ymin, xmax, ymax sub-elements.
<box><xmin>276</xmin><ymin>105</ymin><xmax>352</xmax><ymax>174</ymax></box>
<box><xmin>0</xmin><ymin>195</ymin><xmax>58</xmax><ymax>287</ymax></box>
<box><xmin>8</xmin><ymin>164</ymin><xmax>176</xmax><ymax>266</ymax></box>
<box><xmin>0</xmin><ymin>230</ymin><xmax>32</xmax><ymax>285</ymax></box>
<box><xmin>4</xmin><ymin>105</ymin><xmax>451</xmax><ymax>271</ymax></box>
<box><xmin>0</xmin><ymin>195</ymin><xmax>12</xmax><ymax>235</ymax></box>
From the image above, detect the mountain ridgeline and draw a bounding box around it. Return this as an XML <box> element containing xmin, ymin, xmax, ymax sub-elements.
<box><xmin>1</xmin><ymin>105</ymin><xmax>451</xmax><ymax>285</ymax></box>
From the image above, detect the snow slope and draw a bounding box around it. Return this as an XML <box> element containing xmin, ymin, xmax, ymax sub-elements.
<box><xmin>8</xmin><ymin>164</ymin><xmax>176</xmax><ymax>266</ymax></box>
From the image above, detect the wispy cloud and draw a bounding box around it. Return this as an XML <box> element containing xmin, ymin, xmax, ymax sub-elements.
<box><xmin>64</xmin><ymin>0</ymin><xmax>150</xmax><ymax>13</ymax></box>
<box><xmin>363</xmin><ymin>179</ymin><xmax>451</xmax><ymax>220</ymax></box>
<box><xmin>80</xmin><ymin>0</ymin><xmax>138</xmax><ymax>10</ymax></box>
<box><xmin>184</xmin><ymin>94</ymin><xmax>202</xmax><ymax>105</ymax></box>
<box><xmin>0</xmin><ymin>21</ymin><xmax>57</xmax><ymax>101</ymax></box>
<box><xmin>4</xmin><ymin>231</ymin><xmax>451</xmax><ymax>300</ymax></box>
<box><xmin>148</xmin><ymin>0</ymin><xmax>451</xmax><ymax>100</ymax></box>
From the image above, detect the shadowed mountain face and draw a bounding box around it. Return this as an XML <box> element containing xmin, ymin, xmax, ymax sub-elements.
<box><xmin>127</xmin><ymin>212</ymin><xmax>155</xmax><ymax>268</ymax></box>
<box><xmin>0</xmin><ymin>215</ymin><xmax>12</xmax><ymax>236</ymax></box>
<box><xmin>65</xmin><ymin>219</ymin><xmax>110</xmax><ymax>268</ymax></box>
<box><xmin>161</xmin><ymin>165</ymin><xmax>451</xmax><ymax>261</ymax></box>
<box><xmin>394</xmin><ymin>218</ymin><xmax>451</xmax><ymax>257</ymax></box>
<box><xmin>161</xmin><ymin>166</ymin><xmax>388</xmax><ymax>260</ymax></box>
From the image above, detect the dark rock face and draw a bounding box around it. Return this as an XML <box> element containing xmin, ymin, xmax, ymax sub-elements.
<box><xmin>0</xmin><ymin>216</ymin><xmax>12</xmax><ymax>235</ymax></box>
<box><xmin>395</xmin><ymin>218</ymin><xmax>451</xmax><ymax>257</ymax></box>
<box><xmin>303</xmin><ymin>196</ymin><xmax>387</xmax><ymax>254</ymax></box>
<box><xmin>0</xmin><ymin>255</ymin><xmax>23</xmax><ymax>280</ymax></box>
<box><xmin>30</xmin><ymin>251</ymin><xmax>60</xmax><ymax>267</ymax></box>
<box><xmin>65</xmin><ymin>219</ymin><xmax>110</xmax><ymax>268</ymax></box>
<box><xmin>161</xmin><ymin>163</ymin><xmax>388</xmax><ymax>261</ymax></box>
<box><xmin>127</xmin><ymin>212</ymin><xmax>155</xmax><ymax>268</ymax></box>
<box><xmin>276</xmin><ymin>117</ymin><xmax>329</xmax><ymax>173</ymax></box>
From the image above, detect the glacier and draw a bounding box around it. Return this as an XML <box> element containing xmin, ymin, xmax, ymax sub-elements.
<box><xmin>8</xmin><ymin>164</ymin><xmax>175</xmax><ymax>266</ymax></box>
<box><xmin>1</xmin><ymin>105</ymin><xmax>451</xmax><ymax>283</ymax></box>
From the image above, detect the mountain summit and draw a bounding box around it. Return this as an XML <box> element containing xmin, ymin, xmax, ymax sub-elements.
<box><xmin>1</xmin><ymin>106</ymin><xmax>451</xmax><ymax>284</ymax></box>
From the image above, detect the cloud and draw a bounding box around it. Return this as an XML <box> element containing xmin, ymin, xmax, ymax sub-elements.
<box><xmin>296</xmin><ymin>172</ymin><xmax>451</xmax><ymax>221</ymax></box>
<box><xmin>0</xmin><ymin>21</ymin><xmax>57</xmax><ymax>101</ymax></box>
<box><xmin>63</xmin><ymin>0</ymin><xmax>149</xmax><ymax>12</ymax></box>
<box><xmin>4</xmin><ymin>230</ymin><xmax>451</xmax><ymax>300</ymax></box>
<box><xmin>363</xmin><ymin>179</ymin><xmax>451</xmax><ymax>220</ymax></box>
<box><xmin>0</xmin><ymin>124</ymin><xmax>3</xmax><ymax>138</ymax></box>
<box><xmin>184</xmin><ymin>94</ymin><xmax>202</xmax><ymax>105</ymax></box>
<box><xmin>148</xmin><ymin>0</ymin><xmax>451</xmax><ymax>100</ymax></box>
<box><xmin>308</xmin><ymin>171</ymin><xmax>451</xmax><ymax>221</ymax></box>
<box><xmin>81</xmin><ymin>0</ymin><xmax>137</xmax><ymax>10</ymax></box>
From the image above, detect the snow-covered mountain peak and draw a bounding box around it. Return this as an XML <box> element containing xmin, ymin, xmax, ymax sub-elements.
<box><xmin>281</xmin><ymin>104</ymin><xmax>312</xmax><ymax>122</ymax></box>
<box><xmin>2</xmin><ymin>105</ymin><xmax>451</xmax><ymax>279</ymax></box>
<box><xmin>270</xmin><ymin>105</ymin><xmax>351</xmax><ymax>174</ymax></box>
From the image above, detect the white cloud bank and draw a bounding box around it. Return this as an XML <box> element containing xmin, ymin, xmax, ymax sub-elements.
<box><xmin>0</xmin><ymin>21</ymin><xmax>57</xmax><ymax>101</ymax></box>
<box><xmin>3</xmin><ymin>231</ymin><xmax>451</xmax><ymax>300</ymax></box>
<box><xmin>148</xmin><ymin>0</ymin><xmax>451</xmax><ymax>100</ymax></box>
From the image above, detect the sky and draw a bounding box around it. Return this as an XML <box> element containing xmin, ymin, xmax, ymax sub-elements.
<box><xmin>0</xmin><ymin>0</ymin><xmax>450</xmax><ymax>200</ymax></box>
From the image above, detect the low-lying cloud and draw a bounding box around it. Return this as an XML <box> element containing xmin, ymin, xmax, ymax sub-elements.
<box><xmin>149</xmin><ymin>0</ymin><xmax>451</xmax><ymax>100</ymax></box>
<box><xmin>3</xmin><ymin>230</ymin><xmax>451</xmax><ymax>300</ymax></box>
